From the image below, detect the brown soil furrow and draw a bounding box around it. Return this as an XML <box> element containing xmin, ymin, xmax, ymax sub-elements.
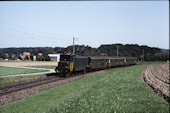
<box><xmin>156</xmin><ymin>65</ymin><xmax>169</xmax><ymax>81</ymax></box>
<box><xmin>150</xmin><ymin>67</ymin><xmax>169</xmax><ymax>84</ymax></box>
<box><xmin>142</xmin><ymin>64</ymin><xmax>169</xmax><ymax>101</ymax></box>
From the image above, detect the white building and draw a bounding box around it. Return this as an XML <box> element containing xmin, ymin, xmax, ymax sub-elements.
<box><xmin>33</xmin><ymin>56</ymin><xmax>36</xmax><ymax>61</ymax></box>
<box><xmin>48</xmin><ymin>54</ymin><xmax>60</xmax><ymax>62</ymax></box>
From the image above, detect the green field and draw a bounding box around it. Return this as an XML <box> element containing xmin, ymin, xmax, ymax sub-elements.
<box><xmin>0</xmin><ymin>74</ymin><xmax>47</xmax><ymax>86</ymax></box>
<box><xmin>27</xmin><ymin>65</ymin><xmax>56</xmax><ymax>69</ymax></box>
<box><xmin>0</xmin><ymin>66</ymin><xmax>47</xmax><ymax>76</ymax></box>
<box><xmin>0</xmin><ymin>63</ymin><xmax>169</xmax><ymax>113</ymax></box>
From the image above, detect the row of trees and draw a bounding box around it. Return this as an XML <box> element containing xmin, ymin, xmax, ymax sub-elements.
<box><xmin>144</xmin><ymin>54</ymin><xmax>169</xmax><ymax>61</ymax></box>
<box><xmin>0</xmin><ymin>44</ymin><xmax>169</xmax><ymax>61</ymax></box>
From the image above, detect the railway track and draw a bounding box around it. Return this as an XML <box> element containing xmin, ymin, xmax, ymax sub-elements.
<box><xmin>0</xmin><ymin>64</ymin><xmax>134</xmax><ymax>97</ymax></box>
<box><xmin>0</xmin><ymin>65</ymin><xmax>133</xmax><ymax>106</ymax></box>
<box><xmin>0</xmin><ymin>65</ymin><xmax>133</xmax><ymax>96</ymax></box>
<box><xmin>0</xmin><ymin>76</ymin><xmax>64</xmax><ymax>96</ymax></box>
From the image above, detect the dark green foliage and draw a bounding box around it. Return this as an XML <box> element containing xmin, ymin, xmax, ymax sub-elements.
<box><xmin>30</xmin><ymin>54</ymin><xmax>34</xmax><ymax>61</ymax></box>
<box><xmin>43</xmin><ymin>54</ymin><xmax>51</xmax><ymax>61</ymax></box>
<box><xmin>98</xmin><ymin>44</ymin><xmax>161</xmax><ymax>57</ymax></box>
<box><xmin>0</xmin><ymin>44</ymin><xmax>169</xmax><ymax>61</ymax></box>
<box><xmin>145</xmin><ymin>54</ymin><xmax>169</xmax><ymax>61</ymax></box>
<box><xmin>97</xmin><ymin>44</ymin><xmax>169</xmax><ymax>61</ymax></box>
<box><xmin>0</xmin><ymin>53</ymin><xmax>6</xmax><ymax>59</ymax></box>
<box><xmin>37</xmin><ymin>55</ymin><xmax>45</xmax><ymax>61</ymax></box>
<box><xmin>1</xmin><ymin>47</ymin><xmax>54</xmax><ymax>55</ymax></box>
<box><xmin>25</xmin><ymin>55</ymin><xmax>29</xmax><ymax>60</ymax></box>
<box><xmin>54</xmin><ymin>47</ymin><xmax>65</xmax><ymax>53</ymax></box>
<box><xmin>36</xmin><ymin>54</ymin><xmax>50</xmax><ymax>61</ymax></box>
<box><xmin>8</xmin><ymin>53</ymin><xmax>12</xmax><ymax>59</ymax></box>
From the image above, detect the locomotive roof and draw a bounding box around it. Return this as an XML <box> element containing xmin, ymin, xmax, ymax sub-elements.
<box><xmin>74</xmin><ymin>56</ymin><xmax>89</xmax><ymax>58</ymax></box>
<box><xmin>89</xmin><ymin>56</ymin><xmax>137</xmax><ymax>59</ymax></box>
<box><xmin>61</xmin><ymin>55</ymin><xmax>137</xmax><ymax>60</ymax></box>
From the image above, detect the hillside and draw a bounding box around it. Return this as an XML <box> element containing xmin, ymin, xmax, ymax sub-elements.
<box><xmin>0</xmin><ymin>44</ymin><xmax>169</xmax><ymax>61</ymax></box>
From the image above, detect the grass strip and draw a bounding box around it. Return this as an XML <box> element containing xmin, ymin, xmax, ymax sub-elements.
<box><xmin>0</xmin><ymin>63</ymin><xmax>169</xmax><ymax>113</ymax></box>
<box><xmin>0</xmin><ymin>66</ymin><xmax>47</xmax><ymax>76</ymax></box>
<box><xmin>0</xmin><ymin>74</ymin><xmax>47</xmax><ymax>86</ymax></box>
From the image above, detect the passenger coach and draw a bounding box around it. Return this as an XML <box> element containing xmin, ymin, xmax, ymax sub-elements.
<box><xmin>55</xmin><ymin>55</ymin><xmax>137</xmax><ymax>77</ymax></box>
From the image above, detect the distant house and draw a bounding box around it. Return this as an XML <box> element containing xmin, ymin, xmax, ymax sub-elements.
<box><xmin>48</xmin><ymin>54</ymin><xmax>61</xmax><ymax>62</ymax></box>
<box><xmin>20</xmin><ymin>52</ymin><xmax>31</xmax><ymax>60</ymax></box>
<box><xmin>25</xmin><ymin>52</ymin><xmax>30</xmax><ymax>56</ymax></box>
<box><xmin>38</xmin><ymin>53</ymin><xmax>43</xmax><ymax>56</ymax></box>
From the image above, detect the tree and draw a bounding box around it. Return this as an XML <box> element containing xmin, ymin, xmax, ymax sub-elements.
<box><xmin>25</xmin><ymin>55</ymin><xmax>29</xmax><ymax>60</ymax></box>
<box><xmin>0</xmin><ymin>53</ymin><xmax>6</xmax><ymax>59</ymax></box>
<box><xmin>30</xmin><ymin>54</ymin><xmax>34</xmax><ymax>61</ymax></box>
<box><xmin>44</xmin><ymin>54</ymin><xmax>51</xmax><ymax>61</ymax></box>
<box><xmin>37</xmin><ymin>55</ymin><xmax>44</xmax><ymax>61</ymax></box>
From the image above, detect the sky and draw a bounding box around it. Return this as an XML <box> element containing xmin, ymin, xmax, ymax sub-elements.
<box><xmin>0</xmin><ymin>1</ymin><xmax>169</xmax><ymax>49</ymax></box>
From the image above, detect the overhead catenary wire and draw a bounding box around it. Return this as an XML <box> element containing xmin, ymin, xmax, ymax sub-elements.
<box><xmin>0</xmin><ymin>33</ymin><xmax>70</xmax><ymax>48</ymax></box>
<box><xmin>0</xmin><ymin>25</ymin><xmax>71</xmax><ymax>46</ymax></box>
<box><xmin>0</xmin><ymin>33</ymin><xmax>52</xmax><ymax>47</ymax></box>
<box><xmin>0</xmin><ymin>26</ymin><xmax>70</xmax><ymax>42</ymax></box>
<box><xmin>0</xmin><ymin>21</ymin><xmax>96</xmax><ymax>48</ymax></box>
<box><xmin>0</xmin><ymin>21</ymin><xmax>72</xmax><ymax>38</ymax></box>
<box><xmin>0</xmin><ymin>21</ymin><xmax>73</xmax><ymax>42</ymax></box>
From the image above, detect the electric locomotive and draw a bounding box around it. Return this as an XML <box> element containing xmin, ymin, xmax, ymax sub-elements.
<box><xmin>55</xmin><ymin>55</ymin><xmax>89</xmax><ymax>77</ymax></box>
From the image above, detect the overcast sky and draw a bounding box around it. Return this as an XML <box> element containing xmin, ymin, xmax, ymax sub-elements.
<box><xmin>0</xmin><ymin>1</ymin><xmax>169</xmax><ymax>49</ymax></box>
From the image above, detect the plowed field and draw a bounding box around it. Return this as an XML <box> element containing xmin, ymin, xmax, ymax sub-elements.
<box><xmin>142</xmin><ymin>64</ymin><xmax>169</xmax><ymax>101</ymax></box>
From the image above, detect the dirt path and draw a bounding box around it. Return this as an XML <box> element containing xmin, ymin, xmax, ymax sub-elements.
<box><xmin>142</xmin><ymin>64</ymin><xmax>169</xmax><ymax>101</ymax></box>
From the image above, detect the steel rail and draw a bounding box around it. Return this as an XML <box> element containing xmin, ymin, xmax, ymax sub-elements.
<box><xmin>0</xmin><ymin>65</ymin><xmax>134</xmax><ymax>96</ymax></box>
<box><xmin>0</xmin><ymin>76</ymin><xmax>63</xmax><ymax>95</ymax></box>
<box><xmin>0</xmin><ymin>76</ymin><xmax>56</xmax><ymax>89</ymax></box>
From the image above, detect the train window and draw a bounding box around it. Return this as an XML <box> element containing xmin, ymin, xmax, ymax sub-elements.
<box><xmin>60</xmin><ymin>55</ymin><xmax>71</xmax><ymax>61</ymax></box>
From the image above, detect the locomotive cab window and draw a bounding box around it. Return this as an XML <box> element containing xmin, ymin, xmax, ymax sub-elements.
<box><xmin>60</xmin><ymin>55</ymin><xmax>72</xmax><ymax>61</ymax></box>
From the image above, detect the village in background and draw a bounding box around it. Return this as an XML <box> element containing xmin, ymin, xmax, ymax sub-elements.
<box><xmin>1</xmin><ymin>52</ymin><xmax>61</xmax><ymax>62</ymax></box>
<box><xmin>0</xmin><ymin>44</ymin><xmax>169</xmax><ymax>62</ymax></box>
